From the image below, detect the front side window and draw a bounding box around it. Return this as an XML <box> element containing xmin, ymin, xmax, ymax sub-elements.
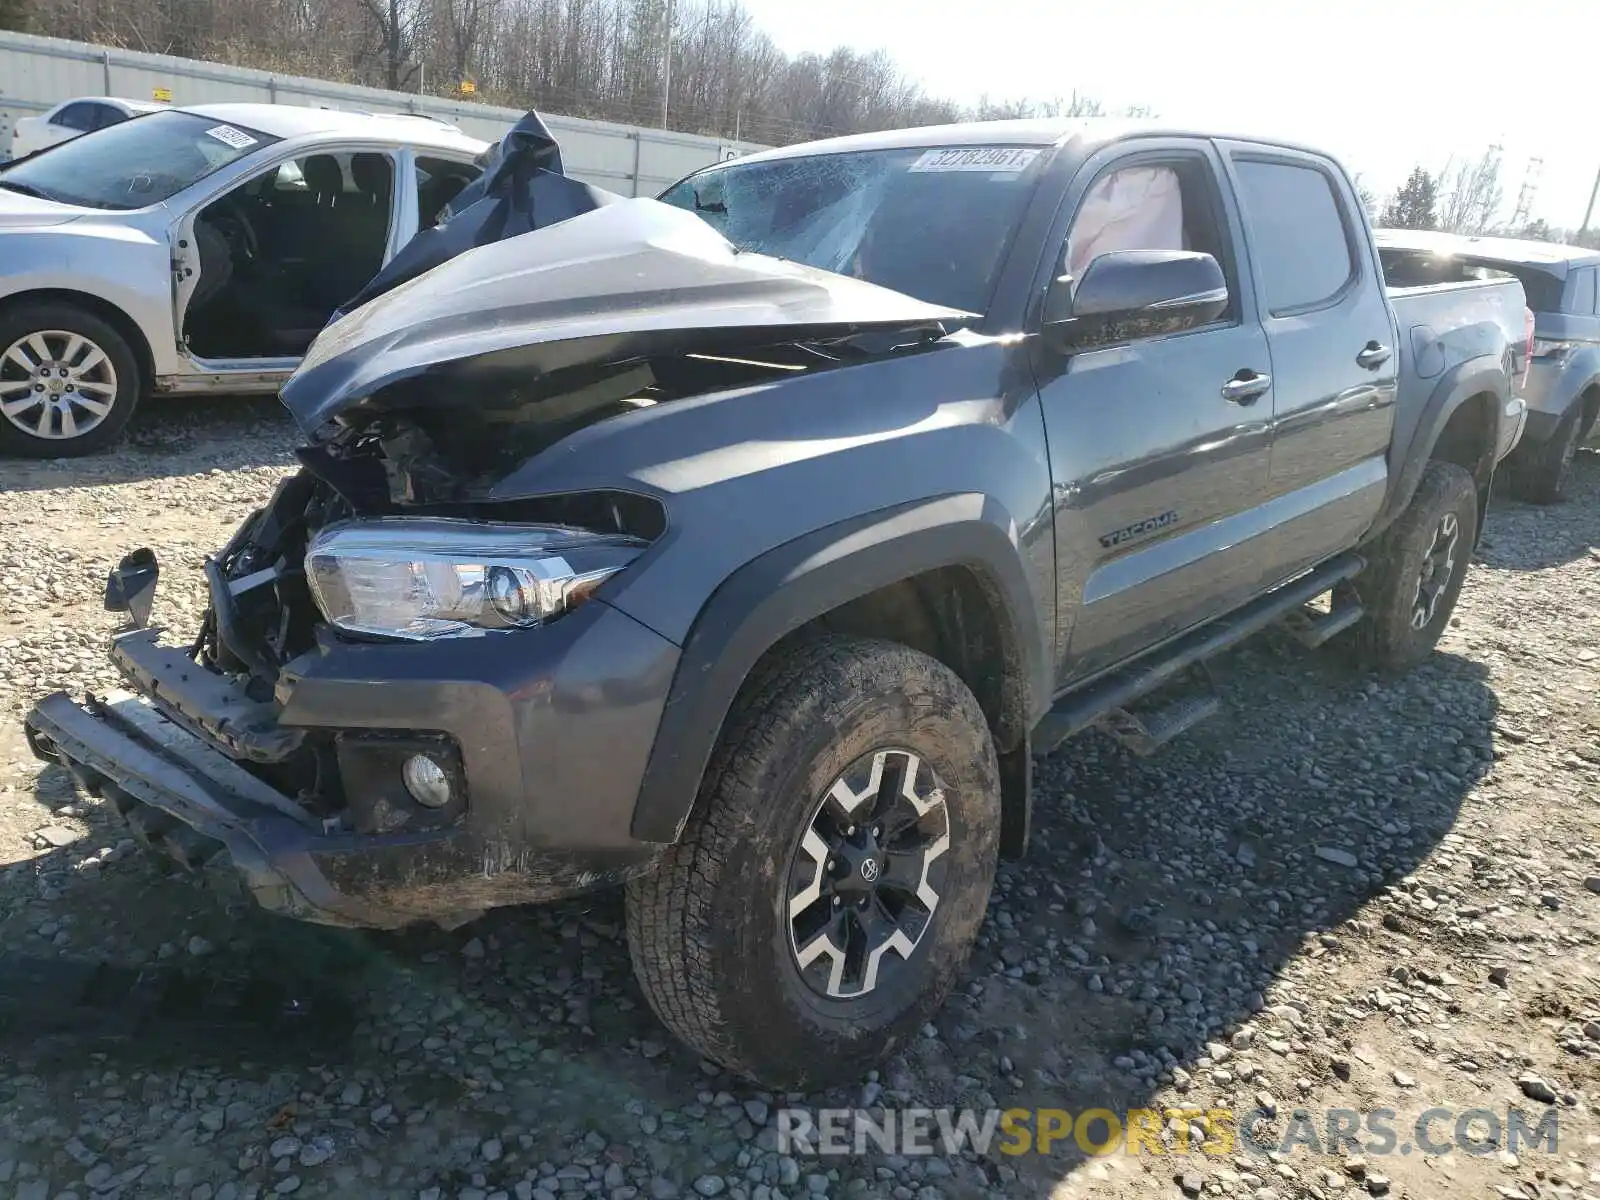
<box><xmin>659</xmin><ymin>143</ymin><xmax>1048</xmax><ymax>314</ymax></box>
<box><xmin>0</xmin><ymin>110</ymin><xmax>279</xmax><ymax>210</ymax></box>
<box><xmin>1059</xmin><ymin>156</ymin><xmax>1237</xmax><ymax>331</ymax></box>
<box><xmin>1066</xmin><ymin>165</ymin><xmax>1187</xmax><ymax>279</ymax></box>
<box><xmin>1232</xmin><ymin>158</ymin><xmax>1355</xmax><ymax>315</ymax></box>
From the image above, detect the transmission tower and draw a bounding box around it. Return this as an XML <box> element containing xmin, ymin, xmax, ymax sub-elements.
<box><xmin>1511</xmin><ymin>157</ymin><xmax>1544</xmax><ymax>229</ymax></box>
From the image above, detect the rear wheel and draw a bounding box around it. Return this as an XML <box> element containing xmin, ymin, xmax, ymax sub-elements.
<box><xmin>1504</xmin><ymin>404</ymin><xmax>1581</xmax><ymax>504</ymax></box>
<box><xmin>0</xmin><ymin>304</ymin><xmax>142</xmax><ymax>458</ymax></box>
<box><xmin>625</xmin><ymin>635</ymin><xmax>1000</xmax><ymax>1090</ymax></box>
<box><xmin>1345</xmin><ymin>460</ymin><xmax>1477</xmax><ymax>673</ymax></box>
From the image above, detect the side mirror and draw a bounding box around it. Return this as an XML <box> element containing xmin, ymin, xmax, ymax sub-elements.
<box><xmin>1043</xmin><ymin>249</ymin><xmax>1229</xmax><ymax>352</ymax></box>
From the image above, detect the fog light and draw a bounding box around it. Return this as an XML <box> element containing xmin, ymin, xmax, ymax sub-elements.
<box><xmin>402</xmin><ymin>754</ymin><xmax>452</xmax><ymax>808</ymax></box>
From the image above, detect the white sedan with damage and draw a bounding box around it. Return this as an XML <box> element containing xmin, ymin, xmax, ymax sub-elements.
<box><xmin>0</xmin><ymin>103</ymin><xmax>488</xmax><ymax>456</ymax></box>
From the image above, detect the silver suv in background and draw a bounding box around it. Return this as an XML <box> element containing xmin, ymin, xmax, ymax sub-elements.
<box><xmin>1377</xmin><ymin>230</ymin><xmax>1600</xmax><ymax>503</ymax></box>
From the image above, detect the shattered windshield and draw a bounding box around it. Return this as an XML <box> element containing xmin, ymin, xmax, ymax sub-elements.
<box><xmin>659</xmin><ymin>144</ymin><xmax>1049</xmax><ymax>314</ymax></box>
<box><xmin>0</xmin><ymin>110</ymin><xmax>278</xmax><ymax>210</ymax></box>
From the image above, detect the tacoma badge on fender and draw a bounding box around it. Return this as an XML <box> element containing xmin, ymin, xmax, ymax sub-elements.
<box><xmin>1097</xmin><ymin>510</ymin><xmax>1180</xmax><ymax>549</ymax></box>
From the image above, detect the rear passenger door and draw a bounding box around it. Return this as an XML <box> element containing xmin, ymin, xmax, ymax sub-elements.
<box><xmin>1221</xmin><ymin>144</ymin><xmax>1398</xmax><ymax>578</ymax></box>
<box><xmin>1034</xmin><ymin>140</ymin><xmax>1275</xmax><ymax>685</ymax></box>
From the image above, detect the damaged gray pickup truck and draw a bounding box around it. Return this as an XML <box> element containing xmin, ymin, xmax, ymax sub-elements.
<box><xmin>25</xmin><ymin>120</ymin><xmax>1529</xmax><ymax>1089</ymax></box>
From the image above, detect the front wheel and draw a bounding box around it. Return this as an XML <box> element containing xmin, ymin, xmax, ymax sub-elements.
<box><xmin>0</xmin><ymin>304</ymin><xmax>143</xmax><ymax>458</ymax></box>
<box><xmin>1344</xmin><ymin>460</ymin><xmax>1477</xmax><ymax>673</ymax></box>
<box><xmin>625</xmin><ymin>635</ymin><xmax>1001</xmax><ymax>1090</ymax></box>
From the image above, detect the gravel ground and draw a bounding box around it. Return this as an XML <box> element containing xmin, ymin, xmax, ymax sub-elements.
<box><xmin>0</xmin><ymin>397</ymin><xmax>1597</xmax><ymax>1200</ymax></box>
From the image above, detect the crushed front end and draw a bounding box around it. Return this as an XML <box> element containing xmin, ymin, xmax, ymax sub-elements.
<box><xmin>22</xmin><ymin>197</ymin><xmax>966</xmax><ymax>930</ymax></box>
<box><xmin>24</xmin><ymin>453</ymin><xmax>681</xmax><ymax>930</ymax></box>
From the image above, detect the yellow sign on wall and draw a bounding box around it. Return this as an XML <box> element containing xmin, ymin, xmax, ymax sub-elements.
<box><xmin>152</xmin><ymin>87</ymin><xmax>173</xmax><ymax>102</ymax></box>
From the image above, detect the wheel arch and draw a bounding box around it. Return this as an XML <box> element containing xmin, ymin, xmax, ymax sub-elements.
<box><xmin>1578</xmin><ymin>380</ymin><xmax>1600</xmax><ymax>440</ymax></box>
<box><xmin>627</xmin><ymin>493</ymin><xmax>1050</xmax><ymax>854</ymax></box>
<box><xmin>0</xmin><ymin>288</ymin><xmax>156</xmax><ymax>396</ymax></box>
<box><xmin>1376</xmin><ymin>356</ymin><xmax>1506</xmax><ymax>545</ymax></box>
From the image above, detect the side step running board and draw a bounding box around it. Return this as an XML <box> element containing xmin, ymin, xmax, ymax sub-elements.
<box><xmin>1035</xmin><ymin>553</ymin><xmax>1365</xmax><ymax>757</ymax></box>
<box><xmin>1095</xmin><ymin>686</ymin><xmax>1220</xmax><ymax>757</ymax></box>
<box><xmin>1281</xmin><ymin>582</ymin><xmax>1365</xmax><ymax>649</ymax></box>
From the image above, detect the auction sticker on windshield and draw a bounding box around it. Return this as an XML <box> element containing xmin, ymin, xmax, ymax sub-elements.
<box><xmin>205</xmin><ymin>125</ymin><xmax>258</xmax><ymax>150</ymax></box>
<box><xmin>909</xmin><ymin>147</ymin><xmax>1041</xmax><ymax>173</ymax></box>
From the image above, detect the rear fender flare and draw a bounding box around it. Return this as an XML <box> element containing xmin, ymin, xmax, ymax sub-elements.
<box><xmin>628</xmin><ymin>493</ymin><xmax>1049</xmax><ymax>845</ymax></box>
<box><xmin>1531</xmin><ymin>347</ymin><xmax>1600</xmax><ymax>427</ymax></box>
<box><xmin>1377</xmin><ymin>355</ymin><xmax>1506</xmax><ymax>539</ymax></box>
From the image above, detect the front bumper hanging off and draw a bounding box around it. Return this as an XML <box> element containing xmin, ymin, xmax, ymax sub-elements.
<box><xmin>25</xmin><ymin>688</ymin><xmax>410</xmax><ymax>927</ymax></box>
<box><xmin>23</xmin><ymin>590</ymin><xmax>682</xmax><ymax>929</ymax></box>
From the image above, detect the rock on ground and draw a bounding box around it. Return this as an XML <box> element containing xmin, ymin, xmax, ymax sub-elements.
<box><xmin>0</xmin><ymin>408</ymin><xmax>1597</xmax><ymax>1199</ymax></box>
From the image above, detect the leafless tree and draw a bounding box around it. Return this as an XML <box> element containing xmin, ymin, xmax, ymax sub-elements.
<box><xmin>12</xmin><ymin>0</ymin><xmax>1150</xmax><ymax>145</ymax></box>
<box><xmin>354</xmin><ymin>0</ymin><xmax>427</xmax><ymax>90</ymax></box>
<box><xmin>1437</xmin><ymin>145</ymin><xmax>1506</xmax><ymax>235</ymax></box>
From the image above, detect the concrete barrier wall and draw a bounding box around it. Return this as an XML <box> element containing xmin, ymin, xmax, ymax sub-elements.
<box><xmin>0</xmin><ymin>29</ymin><xmax>763</xmax><ymax>193</ymax></box>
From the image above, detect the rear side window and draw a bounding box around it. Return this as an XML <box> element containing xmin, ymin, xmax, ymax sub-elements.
<box><xmin>1500</xmin><ymin>267</ymin><xmax>1563</xmax><ymax>312</ymax></box>
<box><xmin>1232</xmin><ymin>159</ymin><xmax>1355</xmax><ymax>315</ymax></box>
<box><xmin>1568</xmin><ymin>268</ymin><xmax>1597</xmax><ymax>315</ymax></box>
<box><xmin>53</xmin><ymin>103</ymin><xmax>97</xmax><ymax>132</ymax></box>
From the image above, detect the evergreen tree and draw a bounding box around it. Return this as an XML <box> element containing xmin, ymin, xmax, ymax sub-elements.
<box><xmin>1380</xmin><ymin>167</ymin><xmax>1439</xmax><ymax>230</ymax></box>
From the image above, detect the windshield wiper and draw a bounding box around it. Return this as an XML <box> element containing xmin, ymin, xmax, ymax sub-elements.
<box><xmin>0</xmin><ymin>179</ymin><xmax>57</xmax><ymax>202</ymax></box>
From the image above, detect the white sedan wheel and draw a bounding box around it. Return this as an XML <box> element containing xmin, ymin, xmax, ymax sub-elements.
<box><xmin>0</xmin><ymin>328</ymin><xmax>120</xmax><ymax>441</ymax></box>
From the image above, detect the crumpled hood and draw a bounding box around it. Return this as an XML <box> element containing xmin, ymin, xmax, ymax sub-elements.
<box><xmin>279</xmin><ymin>197</ymin><xmax>971</xmax><ymax>434</ymax></box>
<box><xmin>0</xmin><ymin>187</ymin><xmax>91</xmax><ymax>229</ymax></box>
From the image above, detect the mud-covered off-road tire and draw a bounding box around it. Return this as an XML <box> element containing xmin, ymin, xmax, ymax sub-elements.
<box><xmin>625</xmin><ymin>635</ymin><xmax>1001</xmax><ymax>1090</ymax></box>
<box><xmin>1504</xmin><ymin>404</ymin><xmax>1581</xmax><ymax>505</ymax></box>
<box><xmin>1345</xmin><ymin>460</ymin><xmax>1477</xmax><ymax>673</ymax></box>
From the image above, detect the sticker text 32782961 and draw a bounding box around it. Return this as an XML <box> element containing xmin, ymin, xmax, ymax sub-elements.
<box><xmin>908</xmin><ymin>147</ymin><xmax>1042</xmax><ymax>174</ymax></box>
<box><xmin>205</xmin><ymin>124</ymin><xmax>259</xmax><ymax>151</ymax></box>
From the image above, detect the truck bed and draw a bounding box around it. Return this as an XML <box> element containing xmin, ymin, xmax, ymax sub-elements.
<box><xmin>1386</xmin><ymin>275</ymin><xmax>1527</xmax><ymax>381</ymax></box>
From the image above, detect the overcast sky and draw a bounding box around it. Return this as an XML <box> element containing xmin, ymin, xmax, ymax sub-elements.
<box><xmin>737</xmin><ymin>0</ymin><xmax>1599</xmax><ymax>229</ymax></box>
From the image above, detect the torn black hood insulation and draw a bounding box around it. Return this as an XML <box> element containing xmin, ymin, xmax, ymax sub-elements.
<box><xmin>331</xmin><ymin>109</ymin><xmax>620</xmax><ymax>319</ymax></box>
<box><xmin>280</xmin><ymin>198</ymin><xmax>972</xmax><ymax>437</ymax></box>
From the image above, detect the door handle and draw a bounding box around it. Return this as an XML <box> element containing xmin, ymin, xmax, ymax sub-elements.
<box><xmin>1357</xmin><ymin>341</ymin><xmax>1392</xmax><ymax>369</ymax></box>
<box><xmin>1221</xmin><ymin>371</ymin><xmax>1271</xmax><ymax>404</ymax></box>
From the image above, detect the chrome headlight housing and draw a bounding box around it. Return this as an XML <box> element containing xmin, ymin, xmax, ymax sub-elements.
<box><xmin>305</xmin><ymin>518</ymin><xmax>646</xmax><ymax>640</ymax></box>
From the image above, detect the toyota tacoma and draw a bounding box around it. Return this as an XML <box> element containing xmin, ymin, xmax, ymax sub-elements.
<box><xmin>25</xmin><ymin>119</ymin><xmax>1529</xmax><ymax>1089</ymax></box>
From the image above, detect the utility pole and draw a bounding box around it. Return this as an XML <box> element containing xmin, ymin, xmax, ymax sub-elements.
<box><xmin>660</xmin><ymin>0</ymin><xmax>675</xmax><ymax>128</ymax></box>
<box><xmin>1511</xmin><ymin>156</ymin><xmax>1542</xmax><ymax>230</ymax></box>
<box><xmin>1580</xmin><ymin>161</ymin><xmax>1600</xmax><ymax>241</ymax></box>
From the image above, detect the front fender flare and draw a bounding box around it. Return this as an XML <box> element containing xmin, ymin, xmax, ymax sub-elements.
<box><xmin>628</xmin><ymin>493</ymin><xmax>1049</xmax><ymax>845</ymax></box>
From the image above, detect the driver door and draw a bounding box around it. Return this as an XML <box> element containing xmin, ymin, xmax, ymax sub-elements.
<box><xmin>1034</xmin><ymin>142</ymin><xmax>1275</xmax><ymax>684</ymax></box>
